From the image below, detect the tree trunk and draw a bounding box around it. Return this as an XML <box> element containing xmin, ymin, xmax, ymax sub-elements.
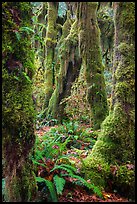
<box><xmin>78</xmin><ymin>2</ymin><xmax>109</xmax><ymax>130</ymax></box>
<box><xmin>82</xmin><ymin>2</ymin><xmax>135</xmax><ymax>199</ymax></box>
<box><xmin>2</xmin><ymin>2</ymin><xmax>37</xmax><ymax>201</ymax></box>
<box><xmin>46</xmin><ymin>6</ymin><xmax>82</xmax><ymax>120</ymax></box>
<box><xmin>44</xmin><ymin>2</ymin><xmax>58</xmax><ymax>109</ymax></box>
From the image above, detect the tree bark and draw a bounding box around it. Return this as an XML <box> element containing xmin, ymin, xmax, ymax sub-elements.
<box><xmin>78</xmin><ymin>2</ymin><xmax>108</xmax><ymax>130</ymax></box>
<box><xmin>46</xmin><ymin>5</ymin><xmax>82</xmax><ymax>120</ymax></box>
<box><xmin>2</xmin><ymin>2</ymin><xmax>37</xmax><ymax>201</ymax></box>
<box><xmin>83</xmin><ymin>2</ymin><xmax>135</xmax><ymax>199</ymax></box>
<box><xmin>44</xmin><ymin>2</ymin><xmax>59</xmax><ymax>109</ymax></box>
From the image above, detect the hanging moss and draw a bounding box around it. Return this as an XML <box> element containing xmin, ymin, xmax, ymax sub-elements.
<box><xmin>2</xmin><ymin>2</ymin><xmax>37</xmax><ymax>202</ymax></box>
<box><xmin>46</xmin><ymin>11</ymin><xmax>81</xmax><ymax>120</ymax></box>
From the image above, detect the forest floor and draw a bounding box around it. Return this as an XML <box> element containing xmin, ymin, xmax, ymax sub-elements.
<box><xmin>34</xmin><ymin>123</ymin><xmax>130</xmax><ymax>202</ymax></box>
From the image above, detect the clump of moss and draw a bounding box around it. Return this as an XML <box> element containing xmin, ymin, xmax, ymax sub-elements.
<box><xmin>113</xmin><ymin>164</ymin><xmax>135</xmax><ymax>199</ymax></box>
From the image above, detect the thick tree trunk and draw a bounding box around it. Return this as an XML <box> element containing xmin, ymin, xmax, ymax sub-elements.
<box><xmin>44</xmin><ymin>2</ymin><xmax>58</xmax><ymax>109</ymax></box>
<box><xmin>78</xmin><ymin>2</ymin><xmax>108</xmax><ymax>130</ymax></box>
<box><xmin>46</xmin><ymin>6</ymin><xmax>82</xmax><ymax>120</ymax></box>
<box><xmin>2</xmin><ymin>2</ymin><xmax>37</xmax><ymax>201</ymax></box>
<box><xmin>82</xmin><ymin>2</ymin><xmax>135</xmax><ymax>199</ymax></box>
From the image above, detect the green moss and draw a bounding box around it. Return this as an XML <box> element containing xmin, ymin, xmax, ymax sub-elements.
<box><xmin>78</xmin><ymin>2</ymin><xmax>108</xmax><ymax>129</ymax></box>
<box><xmin>119</xmin><ymin>2</ymin><xmax>135</xmax><ymax>36</ymax></box>
<box><xmin>44</xmin><ymin>2</ymin><xmax>58</xmax><ymax>109</ymax></box>
<box><xmin>113</xmin><ymin>164</ymin><xmax>135</xmax><ymax>199</ymax></box>
<box><xmin>2</xmin><ymin>2</ymin><xmax>37</xmax><ymax>202</ymax></box>
<box><xmin>82</xmin><ymin>153</ymin><xmax>111</xmax><ymax>189</ymax></box>
<box><xmin>46</xmin><ymin>17</ymin><xmax>79</xmax><ymax>119</ymax></box>
<box><xmin>81</xmin><ymin>2</ymin><xmax>135</xmax><ymax>199</ymax></box>
<box><xmin>45</xmin><ymin>2</ymin><xmax>58</xmax><ymax>48</ymax></box>
<box><xmin>61</xmin><ymin>10</ymin><xmax>72</xmax><ymax>39</ymax></box>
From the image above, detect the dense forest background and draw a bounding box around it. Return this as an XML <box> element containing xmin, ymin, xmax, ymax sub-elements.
<box><xmin>2</xmin><ymin>2</ymin><xmax>135</xmax><ymax>202</ymax></box>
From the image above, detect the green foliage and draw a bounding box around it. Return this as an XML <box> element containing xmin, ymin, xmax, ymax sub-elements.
<box><xmin>62</xmin><ymin>121</ymin><xmax>79</xmax><ymax>135</ymax></box>
<box><xmin>19</xmin><ymin>26</ymin><xmax>35</xmax><ymax>34</ymax></box>
<box><xmin>67</xmin><ymin>174</ymin><xmax>103</xmax><ymax>198</ymax></box>
<box><xmin>36</xmin><ymin>177</ymin><xmax>58</xmax><ymax>202</ymax></box>
<box><xmin>33</xmin><ymin>121</ymin><xmax>103</xmax><ymax>201</ymax></box>
<box><xmin>15</xmin><ymin>26</ymin><xmax>35</xmax><ymax>41</ymax></box>
<box><xmin>51</xmin><ymin>163</ymin><xmax>103</xmax><ymax>198</ymax></box>
<box><xmin>51</xmin><ymin>164</ymin><xmax>77</xmax><ymax>174</ymax></box>
<box><xmin>53</xmin><ymin>175</ymin><xmax>66</xmax><ymax>195</ymax></box>
<box><xmin>32</xmin><ymin>130</ymin><xmax>71</xmax><ymax>165</ymax></box>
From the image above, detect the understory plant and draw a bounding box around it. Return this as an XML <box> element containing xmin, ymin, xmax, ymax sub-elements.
<box><xmin>32</xmin><ymin>123</ymin><xmax>102</xmax><ymax>201</ymax></box>
<box><xmin>36</xmin><ymin>163</ymin><xmax>103</xmax><ymax>202</ymax></box>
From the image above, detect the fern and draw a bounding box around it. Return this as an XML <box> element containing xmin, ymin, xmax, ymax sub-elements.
<box><xmin>50</xmin><ymin>164</ymin><xmax>77</xmax><ymax>174</ymax></box>
<box><xmin>65</xmin><ymin>174</ymin><xmax>103</xmax><ymax>198</ymax></box>
<box><xmin>50</xmin><ymin>164</ymin><xmax>103</xmax><ymax>198</ymax></box>
<box><xmin>53</xmin><ymin>175</ymin><xmax>66</xmax><ymax>195</ymax></box>
<box><xmin>36</xmin><ymin>177</ymin><xmax>58</xmax><ymax>202</ymax></box>
<box><xmin>19</xmin><ymin>26</ymin><xmax>35</xmax><ymax>34</ymax></box>
<box><xmin>32</xmin><ymin>159</ymin><xmax>46</xmax><ymax>168</ymax></box>
<box><xmin>15</xmin><ymin>31</ymin><xmax>21</xmax><ymax>41</ymax></box>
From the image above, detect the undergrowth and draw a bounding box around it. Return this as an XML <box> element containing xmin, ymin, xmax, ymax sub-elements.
<box><xmin>32</xmin><ymin>121</ymin><xmax>102</xmax><ymax>202</ymax></box>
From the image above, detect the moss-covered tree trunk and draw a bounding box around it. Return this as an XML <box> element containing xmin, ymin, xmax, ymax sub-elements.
<box><xmin>78</xmin><ymin>2</ymin><xmax>108</xmax><ymax>130</ymax></box>
<box><xmin>83</xmin><ymin>2</ymin><xmax>135</xmax><ymax>199</ymax></box>
<box><xmin>2</xmin><ymin>2</ymin><xmax>37</xmax><ymax>202</ymax></box>
<box><xmin>33</xmin><ymin>2</ymin><xmax>47</xmax><ymax>70</ymax></box>
<box><xmin>44</xmin><ymin>2</ymin><xmax>58</xmax><ymax>109</ymax></box>
<box><xmin>46</xmin><ymin>6</ymin><xmax>82</xmax><ymax>120</ymax></box>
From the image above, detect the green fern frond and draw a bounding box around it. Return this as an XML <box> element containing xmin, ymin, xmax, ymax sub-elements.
<box><xmin>67</xmin><ymin>174</ymin><xmax>103</xmax><ymax>198</ymax></box>
<box><xmin>32</xmin><ymin>159</ymin><xmax>46</xmax><ymax>168</ymax></box>
<box><xmin>53</xmin><ymin>175</ymin><xmax>66</xmax><ymax>195</ymax></box>
<box><xmin>15</xmin><ymin>31</ymin><xmax>21</xmax><ymax>41</ymax></box>
<box><xmin>19</xmin><ymin>26</ymin><xmax>35</xmax><ymax>34</ymax></box>
<box><xmin>59</xmin><ymin>164</ymin><xmax>77</xmax><ymax>173</ymax></box>
<box><xmin>51</xmin><ymin>164</ymin><xmax>77</xmax><ymax>174</ymax></box>
<box><xmin>36</xmin><ymin>177</ymin><xmax>58</xmax><ymax>202</ymax></box>
<box><xmin>56</xmin><ymin>155</ymin><xmax>70</xmax><ymax>164</ymax></box>
<box><xmin>50</xmin><ymin>165</ymin><xmax>74</xmax><ymax>175</ymax></box>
